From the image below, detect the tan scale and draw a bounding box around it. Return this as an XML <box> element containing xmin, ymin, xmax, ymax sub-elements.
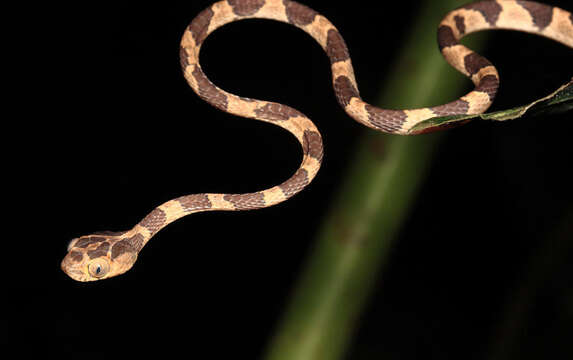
<box><xmin>402</xmin><ymin>108</ymin><xmax>439</xmax><ymax>131</ymax></box>
<box><xmin>208</xmin><ymin>193</ymin><xmax>235</xmax><ymax>210</ymax></box>
<box><xmin>227</xmin><ymin>94</ymin><xmax>259</xmax><ymax>115</ymax></box>
<box><xmin>545</xmin><ymin>7</ymin><xmax>573</xmax><ymax>47</ymax></box>
<box><xmin>441</xmin><ymin>45</ymin><xmax>475</xmax><ymax>77</ymax></box>
<box><xmin>306</xmin><ymin>16</ymin><xmax>338</xmax><ymax>50</ymax></box>
<box><xmin>208</xmin><ymin>1</ymin><xmax>239</xmax><ymax>33</ymax></box>
<box><xmin>345</xmin><ymin>98</ymin><xmax>372</xmax><ymax>128</ymax></box>
<box><xmin>263</xmin><ymin>186</ymin><xmax>288</xmax><ymax>204</ymax></box>
<box><xmin>331</xmin><ymin>59</ymin><xmax>358</xmax><ymax>86</ymax></box>
<box><xmin>255</xmin><ymin>0</ymin><xmax>289</xmax><ymax>22</ymax></box>
<box><xmin>461</xmin><ymin>91</ymin><xmax>494</xmax><ymax>113</ymax></box>
<box><xmin>496</xmin><ymin>0</ymin><xmax>540</xmax><ymax>32</ymax></box>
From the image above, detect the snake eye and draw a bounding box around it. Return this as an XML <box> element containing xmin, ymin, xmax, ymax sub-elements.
<box><xmin>88</xmin><ymin>259</ymin><xmax>110</xmax><ymax>278</ymax></box>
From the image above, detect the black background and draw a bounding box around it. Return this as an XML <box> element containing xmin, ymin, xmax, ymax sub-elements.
<box><xmin>7</xmin><ymin>0</ymin><xmax>573</xmax><ymax>358</ymax></box>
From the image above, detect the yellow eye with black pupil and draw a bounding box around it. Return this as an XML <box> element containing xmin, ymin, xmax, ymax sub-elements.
<box><xmin>88</xmin><ymin>260</ymin><xmax>109</xmax><ymax>278</ymax></box>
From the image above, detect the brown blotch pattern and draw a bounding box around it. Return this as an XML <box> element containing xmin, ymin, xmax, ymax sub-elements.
<box><xmin>333</xmin><ymin>75</ymin><xmax>360</xmax><ymax>107</ymax></box>
<box><xmin>475</xmin><ymin>74</ymin><xmax>499</xmax><ymax>101</ymax></box>
<box><xmin>365</xmin><ymin>106</ymin><xmax>408</xmax><ymax>133</ymax></box>
<box><xmin>227</xmin><ymin>0</ymin><xmax>265</xmax><ymax>16</ymax></box>
<box><xmin>279</xmin><ymin>168</ymin><xmax>309</xmax><ymax>197</ymax></box>
<box><xmin>254</xmin><ymin>102</ymin><xmax>304</xmax><ymax>121</ymax></box>
<box><xmin>192</xmin><ymin>67</ymin><xmax>229</xmax><ymax>111</ymax></box>
<box><xmin>189</xmin><ymin>7</ymin><xmax>214</xmax><ymax>45</ymax></box>
<box><xmin>111</xmin><ymin>239</ymin><xmax>135</xmax><ymax>260</ymax></box>
<box><xmin>464</xmin><ymin>52</ymin><xmax>492</xmax><ymax>75</ymax></box>
<box><xmin>303</xmin><ymin>130</ymin><xmax>323</xmax><ymax>161</ymax></box>
<box><xmin>516</xmin><ymin>1</ymin><xmax>553</xmax><ymax>30</ymax></box>
<box><xmin>70</xmin><ymin>250</ymin><xmax>83</xmax><ymax>262</ymax></box>
<box><xmin>87</xmin><ymin>242</ymin><xmax>110</xmax><ymax>259</ymax></box>
<box><xmin>284</xmin><ymin>0</ymin><xmax>318</xmax><ymax>26</ymax></box>
<box><xmin>224</xmin><ymin>192</ymin><xmax>266</xmax><ymax>210</ymax></box>
<box><xmin>326</xmin><ymin>29</ymin><xmax>350</xmax><ymax>64</ymax></box>
<box><xmin>178</xmin><ymin>194</ymin><xmax>212</xmax><ymax>212</ymax></box>
<box><xmin>454</xmin><ymin>15</ymin><xmax>466</xmax><ymax>35</ymax></box>
<box><xmin>139</xmin><ymin>208</ymin><xmax>167</xmax><ymax>236</ymax></box>
<box><xmin>126</xmin><ymin>234</ymin><xmax>145</xmax><ymax>252</ymax></box>
<box><xmin>463</xmin><ymin>1</ymin><xmax>502</xmax><ymax>25</ymax></box>
<box><xmin>75</xmin><ymin>236</ymin><xmax>107</xmax><ymax>248</ymax></box>
<box><xmin>431</xmin><ymin>99</ymin><xmax>470</xmax><ymax>116</ymax></box>
<box><xmin>437</xmin><ymin>25</ymin><xmax>458</xmax><ymax>50</ymax></box>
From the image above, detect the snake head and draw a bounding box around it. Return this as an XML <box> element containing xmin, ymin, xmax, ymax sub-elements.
<box><xmin>61</xmin><ymin>231</ymin><xmax>141</xmax><ymax>282</ymax></box>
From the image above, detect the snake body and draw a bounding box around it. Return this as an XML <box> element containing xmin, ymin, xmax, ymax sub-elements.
<box><xmin>62</xmin><ymin>0</ymin><xmax>572</xmax><ymax>281</ymax></box>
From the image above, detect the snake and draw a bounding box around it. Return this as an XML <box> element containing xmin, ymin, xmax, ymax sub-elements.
<box><xmin>62</xmin><ymin>0</ymin><xmax>572</xmax><ymax>281</ymax></box>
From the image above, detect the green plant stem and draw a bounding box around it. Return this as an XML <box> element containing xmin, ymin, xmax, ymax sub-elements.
<box><xmin>264</xmin><ymin>1</ymin><xmax>487</xmax><ymax>359</ymax></box>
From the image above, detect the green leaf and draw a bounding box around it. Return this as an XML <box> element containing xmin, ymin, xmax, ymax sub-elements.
<box><xmin>408</xmin><ymin>78</ymin><xmax>573</xmax><ymax>134</ymax></box>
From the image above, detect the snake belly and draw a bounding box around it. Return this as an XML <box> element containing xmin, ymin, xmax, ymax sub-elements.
<box><xmin>61</xmin><ymin>0</ymin><xmax>573</xmax><ymax>281</ymax></box>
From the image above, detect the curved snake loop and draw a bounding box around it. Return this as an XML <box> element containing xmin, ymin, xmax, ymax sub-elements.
<box><xmin>62</xmin><ymin>0</ymin><xmax>573</xmax><ymax>281</ymax></box>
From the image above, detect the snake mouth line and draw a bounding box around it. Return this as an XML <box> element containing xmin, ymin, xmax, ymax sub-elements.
<box><xmin>61</xmin><ymin>261</ymin><xmax>86</xmax><ymax>281</ymax></box>
<box><xmin>65</xmin><ymin>270</ymin><xmax>86</xmax><ymax>281</ymax></box>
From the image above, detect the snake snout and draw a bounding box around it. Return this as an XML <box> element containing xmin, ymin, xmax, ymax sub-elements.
<box><xmin>61</xmin><ymin>252</ymin><xmax>89</xmax><ymax>281</ymax></box>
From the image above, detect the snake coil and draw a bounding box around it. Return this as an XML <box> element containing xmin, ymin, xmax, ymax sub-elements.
<box><xmin>62</xmin><ymin>0</ymin><xmax>573</xmax><ymax>281</ymax></box>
